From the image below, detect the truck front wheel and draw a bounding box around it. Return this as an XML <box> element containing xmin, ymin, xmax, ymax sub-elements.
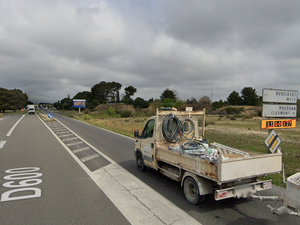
<box><xmin>136</xmin><ymin>152</ymin><xmax>146</xmax><ymax>172</ymax></box>
<box><xmin>183</xmin><ymin>177</ymin><xmax>205</xmax><ymax>204</ymax></box>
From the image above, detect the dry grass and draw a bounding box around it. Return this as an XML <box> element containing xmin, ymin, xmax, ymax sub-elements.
<box><xmin>75</xmin><ymin>112</ymin><xmax>299</xmax><ymax>188</ymax></box>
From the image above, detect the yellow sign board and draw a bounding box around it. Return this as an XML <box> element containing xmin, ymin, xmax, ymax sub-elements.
<box><xmin>261</xmin><ymin>119</ymin><xmax>296</xmax><ymax>130</ymax></box>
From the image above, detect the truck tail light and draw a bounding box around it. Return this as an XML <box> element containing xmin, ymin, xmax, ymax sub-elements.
<box><xmin>217</xmin><ymin>191</ymin><xmax>228</xmax><ymax>199</ymax></box>
<box><xmin>262</xmin><ymin>181</ymin><xmax>272</xmax><ymax>189</ymax></box>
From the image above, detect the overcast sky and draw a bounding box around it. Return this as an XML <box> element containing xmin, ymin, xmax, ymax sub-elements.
<box><xmin>1</xmin><ymin>0</ymin><xmax>300</xmax><ymax>104</ymax></box>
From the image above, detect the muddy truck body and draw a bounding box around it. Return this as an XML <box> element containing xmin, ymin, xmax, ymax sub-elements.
<box><xmin>134</xmin><ymin>109</ymin><xmax>282</xmax><ymax>204</ymax></box>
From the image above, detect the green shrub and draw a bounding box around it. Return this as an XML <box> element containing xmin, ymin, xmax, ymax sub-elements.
<box><xmin>118</xmin><ymin>110</ymin><xmax>132</xmax><ymax>118</ymax></box>
<box><xmin>108</xmin><ymin>106</ymin><xmax>116</xmax><ymax>116</ymax></box>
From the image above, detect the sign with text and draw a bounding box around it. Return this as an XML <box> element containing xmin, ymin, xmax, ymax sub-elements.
<box><xmin>262</xmin><ymin>89</ymin><xmax>298</xmax><ymax>103</ymax></box>
<box><xmin>73</xmin><ymin>99</ymin><xmax>86</xmax><ymax>108</ymax></box>
<box><xmin>262</xmin><ymin>104</ymin><xmax>297</xmax><ymax>118</ymax></box>
<box><xmin>261</xmin><ymin>119</ymin><xmax>296</xmax><ymax>130</ymax></box>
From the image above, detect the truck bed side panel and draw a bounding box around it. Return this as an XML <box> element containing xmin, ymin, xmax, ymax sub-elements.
<box><xmin>156</xmin><ymin>147</ymin><xmax>218</xmax><ymax>181</ymax></box>
<box><xmin>218</xmin><ymin>153</ymin><xmax>282</xmax><ymax>182</ymax></box>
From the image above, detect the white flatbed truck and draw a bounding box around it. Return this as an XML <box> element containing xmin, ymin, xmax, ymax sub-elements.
<box><xmin>134</xmin><ymin>108</ymin><xmax>282</xmax><ymax>204</ymax></box>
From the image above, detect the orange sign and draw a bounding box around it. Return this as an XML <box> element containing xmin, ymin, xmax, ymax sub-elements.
<box><xmin>261</xmin><ymin>119</ymin><xmax>296</xmax><ymax>129</ymax></box>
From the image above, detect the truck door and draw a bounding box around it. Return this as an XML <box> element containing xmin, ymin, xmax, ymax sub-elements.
<box><xmin>140</xmin><ymin>119</ymin><xmax>155</xmax><ymax>165</ymax></box>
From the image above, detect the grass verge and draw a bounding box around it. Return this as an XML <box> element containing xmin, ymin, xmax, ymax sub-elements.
<box><xmin>71</xmin><ymin>112</ymin><xmax>299</xmax><ymax>188</ymax></box>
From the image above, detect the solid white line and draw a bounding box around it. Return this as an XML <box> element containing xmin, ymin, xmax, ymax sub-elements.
<box><xmin>0</xmin><ymin>141</ymin><xmax>6</xmax><ymax>149</ymax></box>
<box><xmin>6</xmin><ymin>115</ymin><xmax>26</xmax><ymax>136</ymax></box>
<box><xmin>51</xmin><ymin>117</ymin><xmax>202</xmax><ymax>225</ymax></box>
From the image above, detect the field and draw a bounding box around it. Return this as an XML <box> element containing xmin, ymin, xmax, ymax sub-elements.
<box><xmin>73</xmin><ymin>111</ymin><xmax>300</xmax><ymax>188</ymax></box>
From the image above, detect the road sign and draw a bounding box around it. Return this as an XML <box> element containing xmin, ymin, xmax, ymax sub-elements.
<box><xmin>264</xmin><ymin>130</ymin><xmax>281</xmax><ymax>153</ymax></box>
<box><xmin>262</xmin><ymin>89</ymin><xmax>298</xmax><ymax>103</ymax></box>
<box><xmin>73</xmin><ymin>99</ymin><xmax>86</xmax><ymax>108</ymax></box>
<box><xmin>262</xmin><ymin>104</ymin><xmax>297</xmax><ymax>118</ymax></box>
<box><xmin>48</xmin><ymin>114</ymin><xmax>53</xmax><ymax>119</ymax></box>
<box><xmin>261</xmin><ymin>119</ymin><xmax>296</xmax><ymax>129</ymax></box>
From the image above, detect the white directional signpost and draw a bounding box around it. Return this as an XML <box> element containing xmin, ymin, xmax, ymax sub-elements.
<box><xmin>262</xmin><ymin>89</ymin><xmax>298</xmax><ymax>153</ymax></box>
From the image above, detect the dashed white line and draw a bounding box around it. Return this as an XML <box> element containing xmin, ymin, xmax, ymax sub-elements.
<box><xmin>0</xmin><ymin>141</ymin><xmax>6</xmax><ymax>149</ymax></box>
<box><xmin>38</xmin><ymin>115</ymin><xmax>202</xmax><ymax>225</ymax></box>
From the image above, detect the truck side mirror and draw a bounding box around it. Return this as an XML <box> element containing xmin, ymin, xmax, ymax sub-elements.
<box><xmin>134</xmin><ymin>130</ymin><xmax>139</xmax><ymax>138</ymax></box>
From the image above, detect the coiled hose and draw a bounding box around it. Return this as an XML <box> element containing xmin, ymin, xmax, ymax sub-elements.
<box><xmin>162</xmin><ymin>113</ymin><xmax>183</xmax><ymax>143</ymax></box>
<box><xmin>181</xmin><ymin>118</ymin><xmax>195</xmax><ymax>140</ymax></box>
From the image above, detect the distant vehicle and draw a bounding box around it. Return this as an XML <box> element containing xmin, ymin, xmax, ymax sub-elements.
<box><xmin>27</xmin><ymin>105</ymin><xmax>35</xmax><ymax>115</ymax></box>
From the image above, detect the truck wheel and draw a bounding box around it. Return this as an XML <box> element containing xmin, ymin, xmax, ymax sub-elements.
<box><xmin>136</xmin><ymin>152</ymin><xmax>146</xmax><ymax>172</ymax></box>
<box><xmin>183</xmin><ymin>177</ymin><xmax>205</xmax><ymax>204</ymax></box>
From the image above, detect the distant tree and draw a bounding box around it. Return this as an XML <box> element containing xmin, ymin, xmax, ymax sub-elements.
<box><xmin>185</xmin><ymin>97</ymin><xmax>197</xmax><ymax>105</ymax></box>
<box><xmin>61</xmin><ymin>96</ymin><xmax>73</xmax><ymax>110</ymax></box>
<box><xmin>91</xmin><ymin>81</ymin><xmax>111</xmax><ymax>104</ymax></box>
<box><xmin>110</xmin><ymin>81</ymin><xmax>122</xmax><ymax>103</ymax></box>
<box><xmin>0</xmin><ymin>88</ymin><xmax>9</xmax><ymax>113</ymax></box>
<box><xmin>133</xmin><ymin>97</ymin><xmax>149</xmax><ymax>109</ymax></box>
<box><xmin>241</xmin><ymin>87</ymin><xmax>259</xmax><ymax>105</ymax></box>
<box><xmin>212</xmin><ymin>100</ymin><xmax>224</xmax><ymax>109</ymax></box>
<box><xmin>198</xmin><ymin>95</ymin><xmax>211</xmax><ymax>110</ymax></box>
<box><xmin>122</xmin><ymin>86</ymin><xmax>137</xmax><ymax>104</ymax></box>
<box><xmin>160</xmin><ymin>89</ymin><xmax>176</xmax><ymax>101</ymax></box>
<box><xmin>90</xmin><ymin>99</ymin><xmax>100</xmax><ymax>109</ymax></box>
<box><xmin>227</xmin><ymin>91</ymin><xmax>242</xmax><ymax>105</ymax></box>
<box><xmin>174</xmin><ymin>100</ymin><xmax>185</xmax><ymax>109</ymax></box>
<box><xmin>0</xmin><ymin>88</ymin><xmax>28</xmax><ymax>112</ymax></box>
<box><xmin>162</xmin><ymin>98</ymin><xmax>175</xmax><ymax>108</ymax></box>
<box><xmin>73</xmin><ymin>91</ymin><xmax>92</xmax><ymax>101</ymax></box>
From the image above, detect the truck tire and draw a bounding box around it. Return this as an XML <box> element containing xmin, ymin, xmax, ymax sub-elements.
<box><xmin>183</xmin><ymin>177</ymin><xmax>205</xmax><ymax>204</ymax></box>
<box><xmin>136</xmin><ymin>152</ymin><xmax>146</xmax><ymax>172</ymax></box>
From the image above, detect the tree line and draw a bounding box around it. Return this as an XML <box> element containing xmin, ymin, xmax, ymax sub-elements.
<box><xmin>54</xmin><ymin>80</ymin><xmax>263</xmax><ymax>112</ymax></box>
<box><xmin>0</xmin><ymin>88</ymin><xmax>29</xmax><ymax>113</ymax></box>
<box><xmin>0</xmin><ymin>84</ymin><xmax>270</xmax><ymax>113</ymax></box>
<box><xmin>54</xmin><ymin>81</ymin><xmax>141</xmax><ymax>110</ymax></box>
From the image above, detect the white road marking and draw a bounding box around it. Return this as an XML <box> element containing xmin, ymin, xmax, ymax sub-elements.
<box><xmin>66</xmin><ymin>141</ymin><xmax>83</xmax><ymax>146</ymax></box>
<box><xmin>61</xmin><ymin>137</ymin><xmax>78</xmax><ymax>141</ymax></box>
<box><xmin>6</xmin><ymin>115</ymin><xmax>26</xmax><ymax>136</ymax></box>
<box><xmin>56</xmin><ymin>131</ymin><xmax>70</xmax><ymax>134</ymax></box>
<box><xmin>80</xmin><ymin>154</ymin><xmax>99</xmax><ymax>162</ymax></box>
<box><xmin>73</xmin><ymin>147</ymin><xmax>90</xmax><ymax>153</ymax></box>
<box><xmin>58</xmin><ymin>134</ymin><xmax>73</xmax><ymax>137</ymax></box>
<box><xmin>39</xmin><ymin>116</ymin><xmax>202</xmax><ymax>225</ymax></box>
<box><xmin>0</xmin><ymin>141</ymin><xmax>6</xmax><ymax>149</ymax></box>
<box><xmin>52</xmin><ymin>129</ymin><xmax>67</xmax><ymax>132</ymax></box>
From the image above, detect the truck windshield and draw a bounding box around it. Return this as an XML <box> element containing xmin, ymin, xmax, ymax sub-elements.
<box><xmin>141</xmin><ymin>120</ymin><xmax>155</xmax><ymax>139</ymax></box>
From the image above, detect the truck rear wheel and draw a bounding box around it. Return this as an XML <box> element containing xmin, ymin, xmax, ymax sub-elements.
<box><xmin>183</xmin><ymin>177</ymin><xmax>205</xmax><ymax>204</ymax></box>
<box><xmin>136</xmin><ymin>152</ymin><xmax>146</xmax><ymax>172</ymax></box>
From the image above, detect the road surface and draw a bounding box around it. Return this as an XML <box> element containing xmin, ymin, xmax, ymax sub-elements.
<box><xmin>0</xmin><ymin>112</ymin><xmax>298</xmax><ymax>225</ymax></box>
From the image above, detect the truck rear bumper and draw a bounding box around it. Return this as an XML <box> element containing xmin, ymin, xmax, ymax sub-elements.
<box><xmin>215</xmin><ymin>180</ymin><xmax>272</xmax><ymax>201</ymax></box>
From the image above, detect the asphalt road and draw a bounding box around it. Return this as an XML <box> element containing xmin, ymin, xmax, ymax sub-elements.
<box><xmin>0</xmin><ymin>112</ymin><xmax>299</xmax><ymax>225</ymax></box>
<box><xmin>0</xmin><ymin>114</ymin><xmax>130</xmax><ymax>225</ymax></box>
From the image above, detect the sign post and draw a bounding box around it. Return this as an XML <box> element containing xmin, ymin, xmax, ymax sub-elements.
<box><xmin>262</xmin><ymin>88</ymin><xmax>298</xmax><ymax>153</ymax></box>
<box><xmin>73</xmin><ymin>99</ymin><xmax>86</xmax><ymax>114</ymax></box>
